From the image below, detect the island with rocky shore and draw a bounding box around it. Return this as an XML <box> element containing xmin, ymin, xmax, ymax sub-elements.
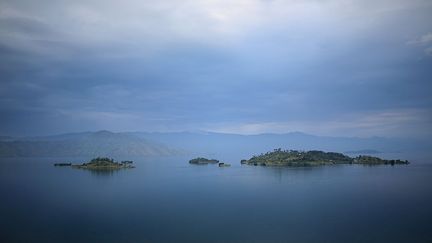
<box><xmin>54</xmin><ymin>157</ymin><xmax>134</xmax><ymax>170</ymax></box>
<box><xmin>189</xmin><ymin>157</ymin><xmax>219</xmax><ymax>165</ymax></box>
<box><xmin>241</xmin><ymin>149</ymin><xmax>409</xmax><ymax>167</ymax></box>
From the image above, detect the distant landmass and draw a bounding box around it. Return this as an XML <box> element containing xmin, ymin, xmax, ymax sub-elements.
<box><xmin>241</xmin><ymin>149</ymin><xmax>409</xmax><ymax>167</ymax></box>
<box><xmin>129</xmin><ymin>131</ymin><xmax>431</xmax><ymax>157</ymax></box>
<box><xmin>1</xmin><ymin>130</ymin><xmax>430</xmax><ymax>158</ymax></box>
<box><xmin>0</xmin><ymin>130</ymin><xmax>180</xmax><ymax>157</ymax></box>
<box><xmin>344</xmin><ymin>149</ymin><xmax>382</xmax><ymax>154</ymax></box>
<box><xmin>0</xmin><ymin>136</ymin><xmax>13</xmax><ymax>141</ymax></box>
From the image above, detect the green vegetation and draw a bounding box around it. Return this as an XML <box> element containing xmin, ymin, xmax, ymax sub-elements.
<box><xmin>71</xmin><ymin>157</ymin><xmax>135</xmax><ymax>170</ymax></box>
<box><xmin>189</xmin><ymin>157</ymin><xmax>219</xmax><ymax>164</ymax></box>
<box><xmin>353</xmin><ymin>155</ymin><xmax>408</xmax><ymax>165</ymax></box>
<box><xmin>54</xmin><ymin>163</ymin><xmax>71</xmax><ymax>166</ymax></box>
<box><xmin>241</xmin><ymin>149</ymin><xmax>409</xmax><ymax>167</ymax></box>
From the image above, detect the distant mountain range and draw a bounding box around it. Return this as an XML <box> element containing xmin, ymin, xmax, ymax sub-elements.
<box><xmin>0</xmin><ymin>130</ymin><xmax>180</xmax><ymax>158</ymax></box>
<box><xmin>344</xmin><ymin>149</ymin><xmax>382</xmax><ymax>155</ymax></box>
<box><xmin>0</xmin><ymin>130</ymin><xmax>430</xmax><ymax>158</ymax></box>
<box><xmin>130</xmin><ymin>131</ymin><xmax>431</xmax><ymax>157</ymax></box>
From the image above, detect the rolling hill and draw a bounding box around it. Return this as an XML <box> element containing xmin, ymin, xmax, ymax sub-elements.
<box><xmin>0</xmin><ymin>130</ymin><xmax>180</xmax><ymax>157</ymax></box>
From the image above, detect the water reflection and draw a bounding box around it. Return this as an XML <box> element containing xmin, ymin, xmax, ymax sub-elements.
<box><xmin>72</xmin><ymin>168</ymin><xmax>125</xmax><ymax>177</ymax></box>
<box><xmin>258</xmin><ymin>165</ymin><xmax>336</xmax><ymax>184</ymax></box>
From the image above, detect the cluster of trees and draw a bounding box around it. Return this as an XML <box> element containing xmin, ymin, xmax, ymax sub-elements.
<box><xmin>84</xmin><ymin>157</ymin><xmax>120</xmax><ymax>166</ymax></box>
<box><xmin>244</xmin><ymin>149</ymin><xmax>409</xmax><ymax>166</ymax></box>
<box><xmin>189</xmin><ymin>157</ymin><xmax>219</xmax><ymax>164</ymax></box>
<box><xmin>73</xmin><ymin>157</ymin><xmax>135</xmax><ymax>169</ymax></box>
<box><xmin>353</xmin><ymin>155</ymin><xmax>408</xmax><ymax>165</ymax></box>
<box><xmin>248</xmin><ymin>148</ymin><xmax>352</xmax><ymax>165</ymax></box>
<box><xmin>89</xmin><ymin>157</ymin><xmax>114</xmax><ymax>163</ymax></box>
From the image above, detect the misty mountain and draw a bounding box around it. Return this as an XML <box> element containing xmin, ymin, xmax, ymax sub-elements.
<box><xmin>0</xmin><ymin>136</ymin><xmax>13</xmax><ymax>141</ymax></box>
<box><xmin>1</xmin><ymin>130</ymin><xmax>430</xmax><ymax>159</ymax></box>
<box><xmin>129</xmin><ymin>131</ymin><xmax>432</xmax><ymax>158</ymax></box>
<box><xmin>0</xmin><ymin>130</ymin><xmax>180</xmax><ymax>158</ymax></box>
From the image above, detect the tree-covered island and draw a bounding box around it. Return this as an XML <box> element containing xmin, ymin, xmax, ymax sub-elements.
<box><xmin>241</xmin><ymin>149</ymin><xmax>409</xmax><ymax>167</ymax></box>
<box><xmin>69</xmin><ymin>157</ymin><xmax>135</xmax><ymax>170</ymax></box>
<box><xmin>189</xmin><ymin>157</ymin><xmax>219</xmax><ymax>165</ymax></box>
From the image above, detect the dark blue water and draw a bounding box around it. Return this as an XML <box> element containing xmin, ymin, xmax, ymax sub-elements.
<box><xmin>1</xmin><ymin>156</ymin><xmax>432</xmax><ymax>243</ymax></box>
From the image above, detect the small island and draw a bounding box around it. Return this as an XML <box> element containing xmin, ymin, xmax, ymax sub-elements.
<box><xmin>218</xmin><ymin>162</ymin><xmax>231</xmax><ymax>167</ymax></box>
<box><xmin>69</xmin><ymin>157</ymin><xmax>135</xmax><ymax>170</ymax></box>
<box><xmin>241</xmin><ymin>149</ymin><xmax>409</xmax><ymax>167</ymax></box>
<box><xmin>54</xmin><ymin>163</ymin><xmax>72</xmax><ymax>166</ymax></box>
<box><xmin>189</xmin><ymin>157</ymin><xmax>219</xmax><ymax>165</ymax></box>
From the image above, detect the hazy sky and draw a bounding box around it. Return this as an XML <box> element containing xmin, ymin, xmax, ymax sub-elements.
<box><xmin>1</xmin><ymin>0</ymin><xmax>432</xmax><ymax>137</ymax></box>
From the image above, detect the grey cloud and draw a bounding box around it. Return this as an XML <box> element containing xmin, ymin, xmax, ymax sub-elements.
<box><xmin>0</xmin><ymin>0</ymin><xmax>431</xmax><ymax>137</ymax></box>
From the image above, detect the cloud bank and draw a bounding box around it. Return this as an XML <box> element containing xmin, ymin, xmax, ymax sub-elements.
<box><xmin>0</xmin><ymin>0</ymin><xmax>432</xmax><ymax>137</ymax></box>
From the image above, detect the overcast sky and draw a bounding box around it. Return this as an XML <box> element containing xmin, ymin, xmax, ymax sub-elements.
<box><xmin>1</xmin><ymin>0</ymin><xmax>432</xmax><ymax>137</ymax></box>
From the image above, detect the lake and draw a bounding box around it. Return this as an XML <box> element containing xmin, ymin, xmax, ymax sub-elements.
<box><xmin>1</xmin><ymin>155</ymin><xmax>432</xmax><ymax>242</ymax></box>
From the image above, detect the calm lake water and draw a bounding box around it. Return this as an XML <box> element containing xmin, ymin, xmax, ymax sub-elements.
<box><xmin>1</xmin><ymin>155</ymin><xmax>432</xmax><ymax>243</ymax></box>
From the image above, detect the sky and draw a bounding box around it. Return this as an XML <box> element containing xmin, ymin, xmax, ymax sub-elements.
<box><xmin>0</xmin><ymin>0</ymin><xmax>432</xmax><ymax>137</ymax></box>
